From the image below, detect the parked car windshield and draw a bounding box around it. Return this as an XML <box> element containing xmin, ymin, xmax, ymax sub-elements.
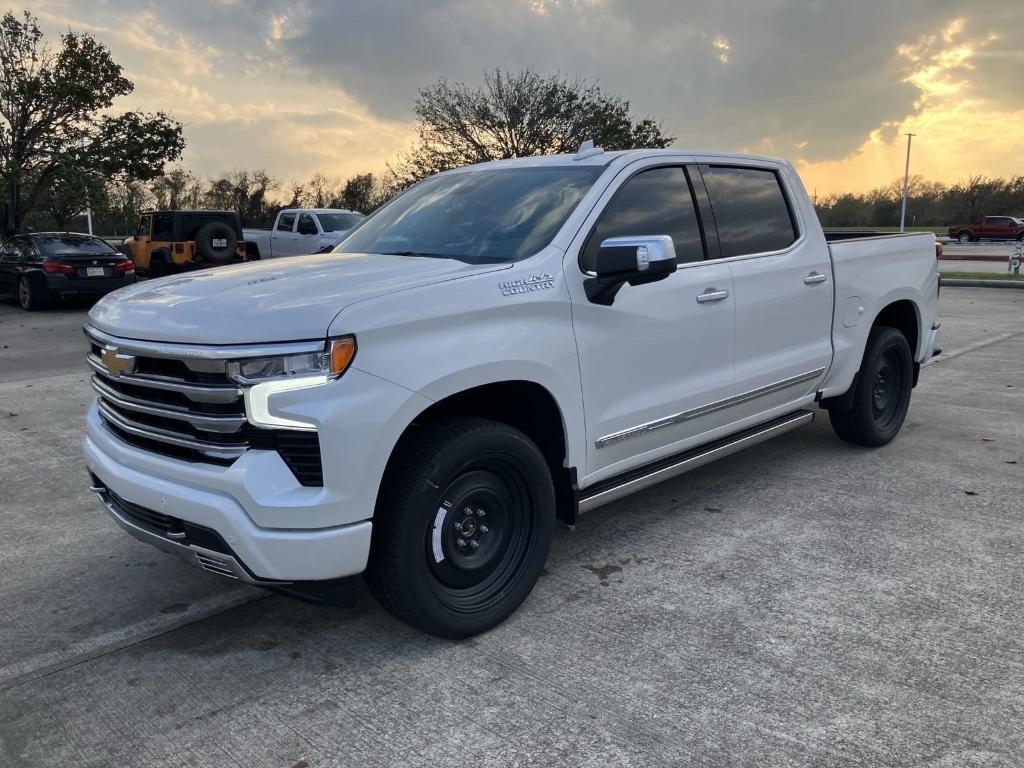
<box><xmin>318</xmin><ymin>213</ymin><xmax>365</xmax><ymax>232</ymax></box>
<box><xmin>32</xmin><ymin>235</ymin><xmax>118</xmax><ymax>256</ymax></box>
<box><xmin>336</xmin><ymin>166</ymin><xmax>605</xmax><ymax>264</ymax></box>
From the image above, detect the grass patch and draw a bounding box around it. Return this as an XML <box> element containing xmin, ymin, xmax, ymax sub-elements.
<box><xmin>940</xmin><ymin>271</ymin><xmax>1024</xmax><ymax>281</ymax></box>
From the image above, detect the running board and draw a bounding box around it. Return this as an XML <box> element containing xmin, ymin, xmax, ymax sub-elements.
<box><xmin>578</xmin><ymin>410</ymin><xmax>814</xmax><ymax>513</ymax></box>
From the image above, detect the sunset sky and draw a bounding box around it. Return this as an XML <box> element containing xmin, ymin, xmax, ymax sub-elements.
<box><xmin>24</xmin><ymin>0</ymin><xmax>1024</xmax><ymax>197</ymax></box>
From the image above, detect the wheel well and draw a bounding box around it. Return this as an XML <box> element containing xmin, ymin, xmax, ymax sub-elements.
<box><xmin>384</xmin><ymin>381</ymin><xmax>577</xmax><ymax>524</ymax></box>
<box><xmin>873</xmin><ymin>299</ymin><xmax>919</xmax><ymax>357</ymax></box>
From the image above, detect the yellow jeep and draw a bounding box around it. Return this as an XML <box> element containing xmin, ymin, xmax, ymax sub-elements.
<box><xmin>120</xmin><ymin>210</ymin><xmax>258</xmax><ymax>277</ymax></box>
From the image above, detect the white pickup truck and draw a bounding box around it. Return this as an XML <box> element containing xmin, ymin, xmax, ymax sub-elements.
<box><xmin>243</xmin><ymin>208</ymin><xmax>364</xmax><ymax>259</ymax></box>
<box><xmin>83</xmin><ymin>145</ymin><xmax>940</xmax><ymax>638</ymax></box>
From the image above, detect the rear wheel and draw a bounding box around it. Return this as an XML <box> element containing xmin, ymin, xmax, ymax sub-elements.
<box><xmin>147</xmin><ymin>256</ymin><xmax>169</xmax><ymax>278</ymax></box>
<box><xmin>18</xmin><ymin>276</ymin><xmax>43</xmax><ymax>311</ymax></box>
<box><xmin>957</xmin><ymin>230</ymin><xmax>973</xmax><ymax>243</ymax></box>
<box><xmin>366</xmin><ymin>418</ymin><xmax>554</xmax><ymax>638</ymax></box>
<box><xmin>829</xmin><ymin>326</ymin><xmax>913</xmax><ymax>447</ymax></box>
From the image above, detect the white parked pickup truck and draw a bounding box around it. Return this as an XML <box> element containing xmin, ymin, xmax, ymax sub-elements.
<box><xmin>83</xmin><ymin>145</ymin><xmax>941</xmax><ymax>638</ymax></box>
<box><xmin>243</xmin><ymin>208</ymin><xmax>364</xmax><ymax>258</ymax></box>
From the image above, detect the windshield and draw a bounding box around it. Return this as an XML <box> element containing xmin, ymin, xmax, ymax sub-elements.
<box><xmin>33</xmin><ymin>235</ymin><xmax>117</xmax><ymax>256</ymax></box>
<box><xmin>318</xmin><ymin>213</ymin><xmax>365</xmax><ymax>232</ymax></box>
<box><xmin>336</xmin><ymin>166</ymin><xmax>604</xmax><ymax>264</ymax></box>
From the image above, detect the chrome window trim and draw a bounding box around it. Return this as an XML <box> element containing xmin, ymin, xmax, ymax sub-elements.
<box><xmin>84</xmin><ymin>325</ymin><xmax>325</xmax><ymax>361</ymax></box>
<box><xmin>595</xmin><ymin>367</ymin><xmax>825</xmax><ymax>449</ymax></box>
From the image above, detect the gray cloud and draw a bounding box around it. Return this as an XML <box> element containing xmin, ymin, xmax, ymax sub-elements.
<box><xmin>38</xmin><ymin>0</ymin><xmax>1024</xmax><ymax>163</ymax></box>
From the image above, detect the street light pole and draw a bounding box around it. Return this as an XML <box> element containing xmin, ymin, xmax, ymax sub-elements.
<box><xmin>899</xmin><ymin>132</ymin><xmax>915</xmax><ymax>233</ymax></box>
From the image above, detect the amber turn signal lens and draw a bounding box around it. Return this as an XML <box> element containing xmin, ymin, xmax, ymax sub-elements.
<box><xmin>328</xmin><ymin>337</ymin><xmax>357</xmax><ymax>378</ymax></box>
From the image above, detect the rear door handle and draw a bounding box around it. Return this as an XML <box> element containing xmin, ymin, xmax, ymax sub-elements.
<box><xmin>696</xmin><ymin>288</ymin><xmax>729</xmax><ymax>303</ymax></box>
<box><xmin>804</xmin><ymin>272</ymin><xmax>828</xmax><ymax>285</ymax></box>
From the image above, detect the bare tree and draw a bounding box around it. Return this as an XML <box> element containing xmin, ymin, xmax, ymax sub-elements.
<box><xmin>391</xmin><ymin>69</ymin><xmax>674</xmax><ymax>186</ymax></box>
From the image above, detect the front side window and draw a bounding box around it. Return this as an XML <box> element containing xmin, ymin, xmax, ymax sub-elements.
<box><xmin>277</xmin><ymin>213</ymin><xmax>296</xmax><ymax>232</ymax></box>
<box><xmin>137</xmin><ymin>216</ymin><xmax>151</xmax><ymax>237</ymax></box>
<box><xmin>337</xmin><ymin>166</ymin><xmax>604</xmax><ymax>264</ymax></box>
<box><xmin>702</xmin><ymin>166</ymin><xmax>798</xmax><ymax>258</ymax></box>
<box><xmin>298</xmin><ymin>213</ymin><xmax>318</xmax><ymax>235</ymax></box>
<box><xmin>581</xmin><ymin>166</ymin><xmax>704</xmax><ymax>271</ymax></box>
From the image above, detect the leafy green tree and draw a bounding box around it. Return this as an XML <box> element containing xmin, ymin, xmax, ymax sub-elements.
<box><xmin>205</xmin><ymin>169</ymin><xmax>279</xmax><ymax>226</ymax></box>
<box><xmin>37</xmin><ymin>162</ymin><xmax>107</xmax><ymax>229</ymax></box>
<box><xmin>391</xmin><ymin>69</ymin><xmax>674</xmax><ymax>186</ymax></box>
<box><xmin>0</xmin><ymin>10</ymin><xmax>184</xmax><ymax>234</ymax></box>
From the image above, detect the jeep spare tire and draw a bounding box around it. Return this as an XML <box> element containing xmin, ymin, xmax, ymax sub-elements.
<box><xmin>195</xmin><ymin>221</ymin><xmax>237</xmax><ymax>263</ymax></box>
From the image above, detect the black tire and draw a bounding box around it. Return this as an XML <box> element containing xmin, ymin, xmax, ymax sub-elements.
<box><xmin>147</xmin><ymin>256</ymin><xmax>169</xmax><ymax>278</ymax></box>
<box><xmin>18</xmin><ymin>276</ymin><xmax>43</xmax><ymax>311</ymax></box>
<box><xmin>957</xmin><ymin>230</ymin><xmax>973</xmax><ymax>244</ymax></box>
<box><xmin>829</xmin><ymin>326</ymin><xmax>913</xmax><ymax>447</ymax></box>
<box><xmin>366</xmin><ymin>417</ymin><xmax>555</xmax><ymax>638</ymax></box>
<box><xmin>195</xmin><ymin>221</ymin><xmax>237</xmax><ymax>263</ymax></box>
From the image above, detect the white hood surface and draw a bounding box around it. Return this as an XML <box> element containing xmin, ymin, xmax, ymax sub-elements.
<box><xmin>88</xmin><ymin>253</ymin><xmax>505</xmax><ymax>344</ymax></box>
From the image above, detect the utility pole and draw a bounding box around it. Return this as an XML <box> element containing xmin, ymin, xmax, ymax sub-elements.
<box><xmin>899</xmin><ymin>133</ymin><xmax>915</xmax><ymax>232</ymax></box>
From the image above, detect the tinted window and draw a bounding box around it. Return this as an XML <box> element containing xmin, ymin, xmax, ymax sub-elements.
<box><xmin>33</xmin><ymin>235</ymin><xmax>117</xmax><ymax>257</ymax></box>
<box><xmin>277</xmin><ymin>213</ymin><xmax>296</xmax><ymax>232</ymax></box>
<box><xmin>298</xmin><ymin>213</ymin><xmax>318</xmax><ymax>234</ymax></box>
<box><xmin>581</xmin><ymin>166</ymin><xmax>704</xmax><ymax>271</ymax></box>
<box><xmin>152</xmin><ymin>213</ymin><xmax>173</xmax><ymax>241</ymax></box>
<box><xmin>137</xmin><ymin>216</ymin><xmax>151</xmax><ymax>237</ymax></box>
<box><xmin>318</xmin><ymin>213</ymin><xmax>364</xmax><ymax>231</ymax></box>
<box><xmin>339</xmin><ymin>166</ymin><xmax>603</xmax><ymax>264</ymax></box>
<box><xmin>702</xmin><ymin>166</ymin><xmax>797</xmax><ymax>258</ymax></box>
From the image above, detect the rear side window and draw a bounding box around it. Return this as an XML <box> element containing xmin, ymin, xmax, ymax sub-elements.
<box><xmin>152</xmin><ymin>213</ymin><xmax>173</xmax><ymax>241</ymax></box>
<box><xmin>277</xmin><ymin>213</ymin><xmax>296</xmax><ymax>232</ymax></box>
<box><xmin>582</xmin><ymin>166</ymin><xmax>704</xmax><ymax>271</ymax></box>
<box><xmin>702</xmin><ymin>166</ymin><xmax>797</xmax><ymax>258</ymax></box>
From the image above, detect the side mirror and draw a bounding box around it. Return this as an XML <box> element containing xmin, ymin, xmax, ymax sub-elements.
<box><xmin>584</xmin><ymin>235</ymin><xmax>677</xmax><ymax>305</ymax></box>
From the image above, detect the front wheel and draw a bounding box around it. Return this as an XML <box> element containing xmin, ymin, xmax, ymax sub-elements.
<box><xmin>18</xmin><ymin>276</ymin><xmax>43</xmax><ymax>311</ymax></box>
<box><xmin>366</xmin><ymin>418</ymin><xmax>554</xmax><ymax>638</ymax></box>
<box><xmin>957</xmin><ymin>231</ymin><xmax>973</xmax><ymax>243</ymax></box>
<box><xmin>829</xmin><ymin>326</ymin><xmax>913</xmax><ymax>447</ymax></box>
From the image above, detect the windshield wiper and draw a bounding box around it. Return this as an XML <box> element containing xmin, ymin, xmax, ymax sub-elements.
<box><xmin>380</xmin><ymin>250</ymin><xmax>457</xmax><ymax>259</ymax></box>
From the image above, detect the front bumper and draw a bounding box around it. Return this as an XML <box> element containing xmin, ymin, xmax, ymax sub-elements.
<box><xmin>84</xmin><ymin>403</ymin><xmax>373</xmax><ymax>582</ymax></box>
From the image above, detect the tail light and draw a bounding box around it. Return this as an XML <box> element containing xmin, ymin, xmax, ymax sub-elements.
<box><xmin>115</xmin><ymin>260</ymin><xmax>135</xmax><ymax>272</ymax></box>
<box><xmin>41</xmin><ymin>260</ymin><xmax>74</xmax><ymax>274</ymax></box>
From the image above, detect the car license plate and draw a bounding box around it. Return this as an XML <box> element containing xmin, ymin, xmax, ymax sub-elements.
<box><xmin>86</xmin><ymin>267</ymin><xmax>105</xmax><ymax>277</ymax></box>
<box><xmin>212</xmin><ymin>238</ymin><xmax>227</xmax><ymax>248</ymax></box>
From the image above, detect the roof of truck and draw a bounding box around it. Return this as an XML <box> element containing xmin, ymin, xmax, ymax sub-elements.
<box><xmin>278</xmin><ymin>208</ymin><xmax>362</xmax><ymax>215</ymax></box>
<box><xmin>446</xmin><ymin>147</ymin><xmax>791</xmax><ymax>173</ymax></box>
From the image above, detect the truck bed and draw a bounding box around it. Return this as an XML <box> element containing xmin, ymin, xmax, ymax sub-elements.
<box><xmin>821</xmin><ymin>232</ymin><xmax>940</xmax><ymax>399</ymax></box>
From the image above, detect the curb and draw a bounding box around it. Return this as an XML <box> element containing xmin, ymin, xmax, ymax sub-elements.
<box><xmin>940</xmin><ymin>278</ymin><xmax>1024</xmax><ymax>289</ymax></box>
<box><xmin>938</xmin><ymin>255</ymin><xmax>1013</xmax><ymax>263</ymax></box>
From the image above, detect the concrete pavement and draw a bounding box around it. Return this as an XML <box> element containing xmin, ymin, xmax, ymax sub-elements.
<box><xmin>1</xmin><ymin>289</ymin><xmax>1022</xmax><ymax>767</ymax></box>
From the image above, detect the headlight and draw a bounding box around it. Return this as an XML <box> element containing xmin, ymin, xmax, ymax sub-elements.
<box><xmin>227</xmin><ymin>337</ymin><xmax>356</xmax><ymax>384</ymax></box>
<box><xmin>227</xmin><ymin>336</ymin><xmax>356</xmax><ymax>431</ymax></box>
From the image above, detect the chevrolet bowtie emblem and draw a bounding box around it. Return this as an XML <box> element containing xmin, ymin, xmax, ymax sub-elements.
<box><xmin>100</xmin><ymin>346</ymin><xmax>136</xmax><ymax>377</ymax></box>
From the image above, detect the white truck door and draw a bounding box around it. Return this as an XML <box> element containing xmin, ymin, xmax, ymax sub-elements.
<box><xmin>271</xmin><ymin>212</ymin><xmax>300</xmax><ymax>256</ymax></box>
<box><xmin>567</xmin><ymin>163</ymin><xmax>737</xmax><ymax>484</ymax></box>
<box><xmin>296</xmin><ymin>213</ymin><xmax>322</xmax><ymax>254</ymax></box>
<box><xmin>697</xmin><ymin>163</ymin><xmax>831</xmax><ymax>423</ymax></box>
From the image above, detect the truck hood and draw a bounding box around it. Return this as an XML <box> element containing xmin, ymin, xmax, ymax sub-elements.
<box><xmin>88</xmin><ymin>253</ymin><xmax>507</xmax><ymax>344</ymax></box>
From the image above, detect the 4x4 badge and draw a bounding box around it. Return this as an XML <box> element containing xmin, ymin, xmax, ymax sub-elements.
<box><xmin>498</xmin><ymin>273</ymin><xmax>555</xmax><ymax>297</ymax></box>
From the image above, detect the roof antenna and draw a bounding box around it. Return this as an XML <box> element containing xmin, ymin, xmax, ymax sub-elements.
<box><xmin>574</xmin><ymin>139</ymin><xmax>604</xmax><ymax>160</ymax></box>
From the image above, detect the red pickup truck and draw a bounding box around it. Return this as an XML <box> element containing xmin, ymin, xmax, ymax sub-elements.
<box><xmin>948</xmin><ymin>216</ymin><xmax>1024</xmax><ymax>243</ymax></box>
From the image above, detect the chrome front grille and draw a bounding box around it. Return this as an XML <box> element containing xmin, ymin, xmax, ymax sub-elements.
<box><xmin>86</xmin><ymin>327</ymin><xmax>325</xmax><ymax>485</ymax></box>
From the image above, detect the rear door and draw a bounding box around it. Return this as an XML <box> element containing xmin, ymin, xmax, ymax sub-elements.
<box><xmin>567</xmin><ymin>160</ymin><xmax>737</xmax><ymax>484</ymax></box>
<box><xmin>271</xmin><ymin>212</ymin><xmax>300</xmax><ymax>256</ymax></box>
<box><xmin>698</xmin><ymin>162</ymin><xmax>831</xmax><ymax>424</ymax></box>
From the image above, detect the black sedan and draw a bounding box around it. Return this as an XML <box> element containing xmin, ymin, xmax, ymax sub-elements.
<box><xmin>0</xmin><ymin>233</ymin><xmax>136</xmax><ymax>311</ymax></box>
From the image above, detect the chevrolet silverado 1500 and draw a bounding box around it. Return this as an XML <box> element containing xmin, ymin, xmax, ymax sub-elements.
<box><xmin>83</xmin><ymin>144</ymin><xmax>941</xmax><ymax>638</ymax></box>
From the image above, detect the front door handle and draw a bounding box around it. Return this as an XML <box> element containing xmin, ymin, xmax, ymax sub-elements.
<box><xmin>696</xmin><ymin>288</ymin><xmax>729</xmax><ymax>304</ymax></box>
<box><xmin>804</xmin><ymin>272</ymin><xmax>828</xmax><ymax>285</ymax></box>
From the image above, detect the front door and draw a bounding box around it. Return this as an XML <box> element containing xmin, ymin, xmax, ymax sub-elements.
<box><xmin>272</xmin><ymin>212</ymin><xmax>301</xmax><ymax>256</ymax></box>
<box><xmin>567</xmin><ymin>162</ymin><xmax>736</xmax><ymax>485</ymax></box>
<box><xmin>296</xmin><ymin>213</ymin><xmax>321</xmax><ymax>254</ymax></box>
<box><xmin>697</xmin><ymin>163</ymin><xmax>831</xmax><ymax>424</ymax></box>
